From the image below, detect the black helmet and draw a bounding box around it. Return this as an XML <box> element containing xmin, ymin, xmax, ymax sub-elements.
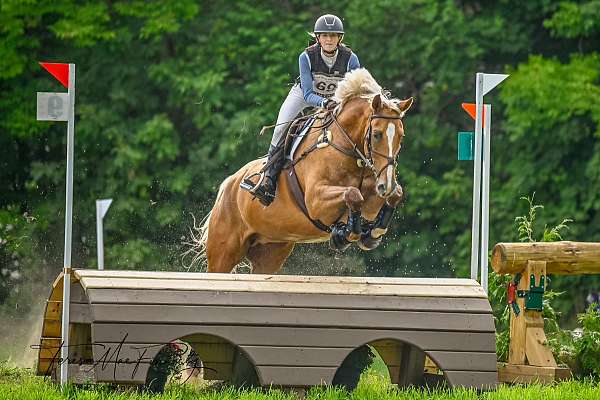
<box><xmin>314</xmin><ymin>14</ymin><xmax>344</xmax><ymax>34</ymax></box>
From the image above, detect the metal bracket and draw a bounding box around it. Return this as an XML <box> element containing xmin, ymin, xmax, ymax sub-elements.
<box><xmin>516</xmin><ymin>274</ymin><xmax>545</xmax><ymax>311</ymax></box>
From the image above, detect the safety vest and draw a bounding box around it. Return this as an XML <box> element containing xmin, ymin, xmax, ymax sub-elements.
<box><xmin>304</xmin><ymin>44</ymin><xmax>352</xmax><ymax>98</ymax></box>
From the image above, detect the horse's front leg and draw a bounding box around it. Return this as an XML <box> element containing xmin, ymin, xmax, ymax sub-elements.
<box><xmin>329</xmin><ymin>187</ymin><xmax>364</xmax><ymax>251</ymax></box>
<box><xmin>306</xmin><ymin>184</ymin><xmax>364</xmax><ymax>251</ymax></box>
<box><xmin>359</xmin><ymin>184</ymin><xmax>404</xmax><ymax>251</ymax></box>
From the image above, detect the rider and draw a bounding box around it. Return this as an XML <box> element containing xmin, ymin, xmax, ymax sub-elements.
<box><xmin>243</xmin><ymin>14</ymin><xmax>361</xmax><ymax>206</ymax></box>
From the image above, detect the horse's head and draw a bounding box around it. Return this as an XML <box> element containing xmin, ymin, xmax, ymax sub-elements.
<box><xmin>367</xmin><ymin>94</ymin><xmax>413</xmax><ymax>198</ymax></box>
<box><xmin>332</xmin><ymin>68</ymin><xmax>414</xmax><ymax>198</ymax></box>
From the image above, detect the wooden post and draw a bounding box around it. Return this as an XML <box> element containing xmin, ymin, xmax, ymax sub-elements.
<box><xmin>507</xmin><ymin>261</ymin><xmax>556</xmax><ymax>367</ymax></box>
<box><xmin>491</xmin><ymin>242</ymin><xmax>596</xmax><ymax>384</ymax></box>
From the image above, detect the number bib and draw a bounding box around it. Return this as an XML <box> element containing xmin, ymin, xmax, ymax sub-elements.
<box><xmin>312</xmin><ymin>73</ymin><xmax>343</xmax><ymax>98</ymax></box>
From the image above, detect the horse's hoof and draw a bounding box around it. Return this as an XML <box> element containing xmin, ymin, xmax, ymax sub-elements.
<box><xmin>357</xmin><ymin>234</ymin><xmax>382</xmax><ymax>251</ymax></box>
<box><xmin>329</xmin><ymin>232</ymin><xmax>351</xmax><ymax>251</ymax></box>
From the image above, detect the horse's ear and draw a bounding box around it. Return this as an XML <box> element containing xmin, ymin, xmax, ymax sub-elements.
<box><xmin>372</xmin><ymin>94</ymin><xmax>382</xmax><ymax>112</ymax></box>
<box><xmin>398</xmin><ymin>97</ymin><xmax>414</xmax><ymax>113</ymax></box>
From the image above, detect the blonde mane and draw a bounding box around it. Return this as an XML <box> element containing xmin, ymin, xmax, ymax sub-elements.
<box><xmin>333</xmin><ymin>68</ymin><xmax>403</xmax><ymax>114</ymax></box>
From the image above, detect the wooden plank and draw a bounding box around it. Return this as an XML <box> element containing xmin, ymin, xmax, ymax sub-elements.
<box><xmin>38</xmin><ymin>338</ymin><xmax>61</xmax><ymax>356</ymax></box>
<box><xmin>91</xmin><ymin>342</ymin><xmax>160</xmax><ymax>365</ymax></box>
<box><xmin>259</xmin><ymin>366</ymin><xmax>337</xmax><ymax>386</ymax></box>
<box><xmin>85</xmin><ymin>288</ymin><xmax>493</xmax><ymax>313</ymax></box>
<box><xmin>69</xmin><ymin>323</ymin><xmax>93</xmax><ymax>362</ymax></box>
<box><xmin>67</xmin><ymin>364</ymin><xmax>96</xmax><ymax>384</ymax></box>
<box><xmin>397</xmin><ymin>345</ymin><xmax>425</xmax><ymax>387</ymax></box>
<box><xmin>37</xmin><ymin>337</ymin><xmax>61</xmax><ymax>376</ymax></box>
<box><xmin>444</xmin><ymin>370</ymin><xmax>497</xmax><ymax>389</ymax></box>
<box><xmin>492</xmin><ymin>241</ymin><xmax>600</xmax><ymax>275</ymax></box>
<box><xmin>89</xmin><ymin>304</ymin><xmax>495</xmax><ymax>332</ymax></box>
<box><xmin>371</xmin><ymin>340</ymin><xmax>403</xmax><ymax>366</ymax></box>
<box><xmin>93</xmin><ymin>324</ymin><xmax>497</xmax><ymax>352</ymax></box>
<box><xmin>75</xmin><ymin>269</ymin><xmax>479</xmax><ymax>287</ymax></box>
<box><xmin>44</xmin><ymin>301</ymin><xmax>62</xmax><ymax>320</ymax></box>
<box><xmin>78</xmin><ymin>341</ymin><xmax>495</xmax><ymax>372</ymax></box>
<box><xmin>78</xmin><ymin>277</ymin><xmax>487</xmax><ymax>298</ymax></box>
<box><xmin>93</xmin><ymin>362</ymin><xmax>150</xmax><ymax>384</ymax></box>
<box><xmin>241</xmin><ymin>346</ymin><xmax>353</xmax><ymax>366</ymax></box>
<box><xmin>498</xmin><ymin>363</ymin><xmax>571</xmax><ymax>384</ymax></box>
<box><xmin>42</xmin><ymin>319</ymin><xmax>61</xmax><ymax>338</ymax></box>
<box><xmin>90</xmin><ymin>359</ymin><xmax>235</xmax><ymax>384</ymax></box>
<box><xmin>37</xmin><ymin>359</ymin><xmax>56</xmax><ymax>376</ymax></box>
<box><xmin>194</xmin><ymin>343</ymin><xmax>234</xmax><ymax>363</ymax></box>
<box><xmin>38</xmin><ymin>345</ymin><xmax>63</xmax><ymax>360</ymax></box>
<box><xmin>42</xmin><ymin>301</ymin><xmax>92</xmax><ymax>323</ymax></box>
<box><xmin>525</xmin><ymin>327</ymin><xmax>556</xmax><ymax>367</ymax></box>
<box><xmin>424</xmin><ymin>356</ymin><xmax>440</xmax><ymax>374</ymax></box>
<box><xmin>387</xmin><ymin>366</ymin><xmax>400</xmax><ymax>383</ymax></box>
<box><xmin>184</xmin><ymin>333</ymin><xmax>228</xmax><ymax>344</ymax></box>
<box><xmin>427</xmin><ymin>351</ymin><xmax>497</xmax><ymax>371</ymax></box>
<box><xmin>71</xmin><ymin>283</ymin><xmax>88</xmax><ymax>303</ymax></box>
<box><xmin>200</xmin><ymin>361</ymin><xmax>232</xmax><ymax>380</ymax></box>
<box><xmin>71</xmin><ymin>303</ymin><xmax>92</xmax><ymax>324</ymax></box>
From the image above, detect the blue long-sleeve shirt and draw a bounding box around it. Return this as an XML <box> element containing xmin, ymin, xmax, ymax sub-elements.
<box><xmin>299</xmin><ymin>51</ymin><xmax>361</xmax><ymax>107</ymax></box>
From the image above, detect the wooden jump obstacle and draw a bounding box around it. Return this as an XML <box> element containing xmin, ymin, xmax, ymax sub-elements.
<box><xmin>37</xmin><ymin>269</ymin><xmax>497</xmax><ymax>390</ymax></box>
<box><xmin>492</xmin><ymin>241</ymin><xmax>600</xmax><ymax>384</ymax></box>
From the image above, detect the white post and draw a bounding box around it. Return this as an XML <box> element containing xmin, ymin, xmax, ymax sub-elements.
<box><xmin>480</xmin><ymin>104</ymin><xmax>492</xmax><ymax>293</ymax></box>
<box><xmin>96</xmin><ymin>199</ymin><xmax>112</xmax><ymax>270</ymax></box>
<box><xmin>96</xmin><ymin>203</ymin><xmax>104</xmax><ymax>270</ymax></box>
<box><xmin>60</xmin><ymin>63</ymin><xmax>75</xmax><ymax>386</ymax></box>
<box><xmin>470</xmin><ymin>73</ymin><xmax>484</xmax><ymax>281</ymax></box>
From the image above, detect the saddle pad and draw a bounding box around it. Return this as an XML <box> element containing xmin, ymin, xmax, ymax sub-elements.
<box><xmin>287</xmin><ymin>116</ymin><xmax>316</xmax><ymax>161</ymax></box>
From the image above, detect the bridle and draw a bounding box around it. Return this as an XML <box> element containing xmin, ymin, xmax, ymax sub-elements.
<box><xmin>330</xmin><ymin>109</ymin><xmax>404</xmax><ymax>183</ymax></box>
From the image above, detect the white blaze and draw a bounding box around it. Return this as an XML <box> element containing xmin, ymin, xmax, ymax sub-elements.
<box><xmin>386</xmin><ymin>122</ymin><xmax>395</xmax><ymax>191</ymax></box>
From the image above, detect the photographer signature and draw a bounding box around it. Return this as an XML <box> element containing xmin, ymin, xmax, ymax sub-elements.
<box><xmin>31</xmin><ymin>332</ymin><xmax>215</xmax><ymax>382</ymax></box>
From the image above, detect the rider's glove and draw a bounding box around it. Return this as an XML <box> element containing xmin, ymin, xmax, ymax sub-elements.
<box><xmin>323</xmin><ymin>99</ymin><xmax>338</xmax><ymax>110</ymax></box>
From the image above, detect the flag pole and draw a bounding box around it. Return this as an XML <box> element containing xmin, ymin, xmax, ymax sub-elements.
<box><xmin>60</xmin><ymin>63</ymin><xmax>76</xmax><ymax>387</ymax></box>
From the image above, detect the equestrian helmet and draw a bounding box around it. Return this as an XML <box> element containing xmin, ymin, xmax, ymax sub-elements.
<box><xmin>314</xmin><ymin>14</ymin><xmax>344</xmax><ymax>34</ymax></box>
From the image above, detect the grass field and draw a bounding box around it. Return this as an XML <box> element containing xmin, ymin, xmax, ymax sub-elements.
<box><xmin>2</xmin><ymin>361</ymin><xmax>599</xmax><ymax>400</ymax></box>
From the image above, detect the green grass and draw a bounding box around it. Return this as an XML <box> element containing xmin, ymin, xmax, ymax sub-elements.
<box><xmin>1</xmin><ymin>363</ymin><xmax>600</xmax><ymax>400</ymax></box>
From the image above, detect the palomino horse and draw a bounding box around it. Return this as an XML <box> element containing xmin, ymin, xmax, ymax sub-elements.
<box><xmin>188</xmin><ymin>69</ymin><xmax>413</xmax><ymax>273</ymax></box>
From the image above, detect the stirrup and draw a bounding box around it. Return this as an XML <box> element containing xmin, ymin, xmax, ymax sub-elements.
<box><xmin>240</xmin><ymin>172</ymin><xmax>275</xmax><ymax>206</ymax></box>
<box><xmin>240</xmin><ymin>172</ymin><xmax>265</xmax><ymax>194</ymax></box>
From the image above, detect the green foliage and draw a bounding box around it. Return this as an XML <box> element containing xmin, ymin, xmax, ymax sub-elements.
<box><xmin>2</xmin><ymin>362</ymin><xmax>600</xmax><ymax>398</ymax></box>
<box><xmin>489</xmin><ymin>272</ymin><xmax>512</xmax><ymax>362</ymax></box>
<box><xmin>515</xmin><ymin>193</ymin><xmax>572</xmax><ymax>242</ymax></box>
<box><xmin>575</xmin><ymin>305</ymin><xmax>600</xmax><ymax>377</ymax></box>
<box><xmin>544</xmin><ymin>1</ymin><xmax>600</xmax><ymax>39</ymax></box>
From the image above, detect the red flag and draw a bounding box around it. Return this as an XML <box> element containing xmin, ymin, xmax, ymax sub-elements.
<box><xmin>39</xmin><ymin>62</ymin><xmax>69</xmax><ymax>88</ymax></box>
<box><xmin>461</xmin><ymin>103</ymin><xmax>486</xmax><ymax>127</ymax></box>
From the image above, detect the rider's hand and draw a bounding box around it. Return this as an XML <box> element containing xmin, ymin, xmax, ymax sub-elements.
<box><xmin>324</xmin><ymin>99</ymin><xmax>338</xmax><ymax>110</ymax></box>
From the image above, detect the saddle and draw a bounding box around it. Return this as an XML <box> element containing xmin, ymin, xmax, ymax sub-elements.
<box><xmin>241</xmin><ymin>112</ymin><xmax>335</xmax><ymax>232</ymax></box>
<box><xmin>239</xmin><ymin>114</ymin><xmax>316</xmax><ymax>193</ymax></box>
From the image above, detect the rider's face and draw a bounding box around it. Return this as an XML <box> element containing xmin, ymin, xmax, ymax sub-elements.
<box><xmin>318</xmin><ymin>33</ymin><xmax>341</xmax><ymax>53</ymax></box>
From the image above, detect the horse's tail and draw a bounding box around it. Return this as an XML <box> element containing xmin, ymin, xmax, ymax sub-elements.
<box><xmin>182</xmin><ymin>175</ymin><xmax>231</xmax><ymax>271</ymax></box>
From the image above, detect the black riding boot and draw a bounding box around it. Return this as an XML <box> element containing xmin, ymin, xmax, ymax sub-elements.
<box><xmin>248</xmin><ymin>144</ymin><xmax>285</xmax><ymax>207</ymax></box>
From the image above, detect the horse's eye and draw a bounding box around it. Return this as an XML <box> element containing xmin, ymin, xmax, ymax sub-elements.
<box><xmin>373</xmin><ymin>131</ymin><xmax>383</xmax><ymax>140</ymax></box>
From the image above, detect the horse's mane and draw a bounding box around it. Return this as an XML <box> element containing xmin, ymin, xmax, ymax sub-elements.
<box><xmin>332</xmin><ymin>68</ymin><xmax>403</xmax><ymax>114</ymax></box>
